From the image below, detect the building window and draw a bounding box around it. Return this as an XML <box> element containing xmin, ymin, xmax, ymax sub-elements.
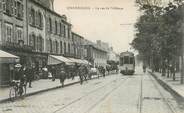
<box><xmin>16</xmin><ymin>1</ymin><xmax>23</xmax><ymax>19</ymax></box>
<box><xmin>29</xmin><ymin>34</ymin><xmax>36</xmax><ymax>50</ymax></box>
<box><xmin>37</xmin><ymin>36</ymin><xmax>43</xmax><ymax>52</ymax></box>
<box><xmin>59</xmin><ymin>23</ymin><xmax>62</xmax><ymax>36</ymax></box>
<box><xmin>68</xmin><ymin>43</ymin><xmax>70</xmax><ymax>54</ymax></box>
<box><xmin>5</xmin><ymin>23</ymin><xmax>13</xmax><ymax>42</ymax></box>
<box><xmin>55</xmin><ymin>20</ymin><xmax>57</xmax><ymax>34</ymax></box>
<box><xmin>60</xmin><ymin>41</ymin><xmax>63</xmax><ymax>54</ymax></box>
<box><xmin>3</xmin><ymin>0</ymin><xmax>12</xmax><ymax>16</ymax></box>
<box><xmin>64</xmin><ymin>42</ymin><xmax>66</xmax><ymax>54</ymax></box>
<box><xmin>63</xmin><ymin>25</ymin><xmax>66</xmax><ymax>38</ymax></box>
<box><xmin>68</xmin><ymin>27</ymin><xmax>70</xmax><ymax>38</ymax></box>
<box><xmin>60</xmin><ymin>23</ymin><xmax>65</xmax><ymax>37</ymax></box>
<box><xmin>16</xmin><ymin>27</ymin><xmax>23</xmax><ymax>43</ymax></box>
<box><xmin>30</xmin><ymin>8</ymin><xmax>35</xmax><ymax>26</ymax></box>
<box><xmin>0</xmin><ymin>21</ymin><xmax>1</xmax><ymax>42</ymax></box>
<box><xmin>49</xmin><ymin>18</ymin><xmax>52</xmax><ymax>33</ymax></box>
<box><xmin>55</xmin><ymin>41</ymin><xmax>58</xmax><ymax>54</ymax></box>
<box><xmin>49</xmin><ymin>39</ymin><xmax>52</xmax><ymax>53</ymax></box>
<box><xmin>37</xmin><ymin>11</ymin><xmax>43</xmax><ymax>28</ymax></box>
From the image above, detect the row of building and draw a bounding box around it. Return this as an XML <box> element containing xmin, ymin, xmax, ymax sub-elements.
<box><xmin>0</xmin><ymin>0</ymin><xmax>119</xmax><ymax>85</ymax></box>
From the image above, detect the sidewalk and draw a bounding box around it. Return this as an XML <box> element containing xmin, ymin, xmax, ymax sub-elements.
<box><xmin>149</xmin><ymin>70</ymin><xmax>184</xmax><ymax>99</ymax></box>
<box><xmin>0</xmin><ymin>76</ymin><xmax>82</xmax><ymax>103</ymax></box>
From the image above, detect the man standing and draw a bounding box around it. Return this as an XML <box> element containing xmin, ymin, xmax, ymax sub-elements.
<box><xmin>25</xmin><ymin>66</ymin><xmax>34</xmax><ymax>88</ymax></box>
<box><xmin>59</xmin><ymin>64</ymin><xmax>66</xmax><ymax>87</ymax></box>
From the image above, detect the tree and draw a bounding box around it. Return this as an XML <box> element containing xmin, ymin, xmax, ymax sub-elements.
<box><xmin>132</xmin><ymin>1</ymin><xmax>184</xmax><ymax>80</ymax></box>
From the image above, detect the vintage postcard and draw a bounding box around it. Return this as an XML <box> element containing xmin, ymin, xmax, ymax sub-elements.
<box><xmin>0</xmin><ymin>0</ymin><xmax>184</xmax><ymax>113</ymax></box>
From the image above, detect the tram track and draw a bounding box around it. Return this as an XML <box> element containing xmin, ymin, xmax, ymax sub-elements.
<box><xmin>148</xmin><ymin>73</ymin><xmax>177</xmax><ymax>113</ymax></box>
<box><xmin>83</xmin><ymin>76</ymin><xmax>130</xmax><ymax>113</ymax></box>
<box><xmin>52</xmin><ymin>76</ymin><xmax>129</xmax><ymax>113</ymax></box>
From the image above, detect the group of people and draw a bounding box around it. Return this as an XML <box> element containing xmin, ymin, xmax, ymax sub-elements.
<box><xmin>97</xmin><ymin>66</ymin><xmax>106</xmax><ymax>78</ymax></box>
<box><xmin>12</xmin><ymin>64</ymin><xmax>34</xmax><ymax>88</ymax></box>
<box><xmin>47</xmin><ymin>63</ymin><xmax>90</xmax><ymax>86</ymax></box>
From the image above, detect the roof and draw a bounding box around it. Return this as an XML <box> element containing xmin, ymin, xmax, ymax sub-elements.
<box><xmin>30</xmin><ymin>0</ymin><xmax>71</xmax><ymax>25</ymax></box>
<box><xmin>120</xmin><ymin>51</ymin><xmax>134</xmax><ymax>56</ymax></box>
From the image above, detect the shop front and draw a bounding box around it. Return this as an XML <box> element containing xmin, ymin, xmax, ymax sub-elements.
<box><xmin>0</xmin><ymin>50</ymin><xmax>19</xmax><ymax>86</ymax></box>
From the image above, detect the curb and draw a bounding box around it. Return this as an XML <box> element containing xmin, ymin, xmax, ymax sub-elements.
<box><xmin>0</xmin><ymin>75</ymin><xmax>102</xmax><ymax>104</ymax></box>
<box><xmin>148</xmin><ymin>71</ymin><xmax>184</xmax><ymax>101</ymax></box>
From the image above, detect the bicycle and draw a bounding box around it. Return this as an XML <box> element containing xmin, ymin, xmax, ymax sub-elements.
<box><xmin>9</xmin><ymin>80</ymin><xmax>27</xmax><ymax>101</ymax></box>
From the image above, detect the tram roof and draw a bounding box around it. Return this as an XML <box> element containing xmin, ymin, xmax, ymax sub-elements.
<box><xmin>120</xmin><ymin>51</ymin><xmax>134</xmax><ymax>56</ymax></box>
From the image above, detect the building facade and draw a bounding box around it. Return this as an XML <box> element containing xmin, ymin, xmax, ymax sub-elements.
<box><xmin>0</xmin><ymin>0</ymin><xmax>27</xmax><ymax>85</ymax></box>
<box><xmin>84</xmin><ymin>40</ymin><xmax>109</xmax><ymax>67</ymax></box>
<box><xmin>0</xmin><ymin>0</ymin><xmax>75</xmax><ymax>85</ymax></box>
<box><xmin>108</xmin><ymin>47</ymin><xmax>119</xmax><ymax>62</ymax></box>
<box><xmin>72</xmin><ymin>32</ymin><xmax>86</xmax><ymax>59</ymax></box>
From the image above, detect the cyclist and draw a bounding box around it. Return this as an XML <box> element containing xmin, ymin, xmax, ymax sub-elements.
<box><xmin>13</xmin><ymin>64</ymin><xmax>26</xmax><ymax>95</ymax></box>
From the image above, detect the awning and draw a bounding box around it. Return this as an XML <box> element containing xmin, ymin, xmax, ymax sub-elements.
<box><xmin>68</xmin><ymin>58</ymin><xmax>83</xmax><ymax>64</ymax></box>
<box><xmin>83</xmin><ymin>60</ymin><xmax>92</xmax><ymax>65</ymax></box>
<box><xmin>68</xmin><ymin>58</ymin><xmax>91</xmax><ymax>65</ymax></box>
<box><xmin>48</xmin><ymin>55</ymin><xmax>74</xmax><ymax>65</ymax></box>
<box><xmin>0</xmin><ymin>50</ymin><xmax>19</xmax><ymax>63</ymax></box>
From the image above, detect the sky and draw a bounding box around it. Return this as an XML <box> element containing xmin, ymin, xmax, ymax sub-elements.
<box><xmin>54</xmin><ymin>0</ymin><xmax>140</xmax><ymax>53</ymax></box>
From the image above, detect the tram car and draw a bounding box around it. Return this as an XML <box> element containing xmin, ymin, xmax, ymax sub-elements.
<box><xmin>119</xmin><ymin>51</ymin><xmax>135</xmax><ymax>75</ymax></box>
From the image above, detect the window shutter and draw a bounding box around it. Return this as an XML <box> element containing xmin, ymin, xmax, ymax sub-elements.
<box><xmin>29</xmin><ymin>8</ymin><xmax>32</xmax><ymax>24</ymax></box>
<box><xmin>46</xmin><ymin>17</ymin><xmax>49</xmax><ymax>32</ymax></box>
<box><xmin>35</xmin><ymin>11</ymin><xmax>38</xmax><ymax>27</ymax></box>
<box><xmin>2</xmin><ymin>0</ymin><xmax>6</xmax><ymax>12</ymax></box>
<box><xmin>10</xmin><ymin>0</ymin><xmax>13</xmax><ymax>16</ymax></box>
<box><xmin>13</xmin><ymin>0</ymin><xmax>16</xmax><ymax>16</ymax></box>
<box><xmin>0</xmin><ymin>0</ymin><xmax>2</xmax><ymax>11</ymax></box>
<box><xmin>21</xmin><ymin>3</ymin><xmax>23</xmax><ymax>18</ymax></box>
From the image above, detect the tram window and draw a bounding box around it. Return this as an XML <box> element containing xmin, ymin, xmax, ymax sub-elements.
<box><xmin>130</xmin><ymin>57</ymin><xmax>134</xmax><ymax>64</ymax></box>
<box><xmin>124</xmin><ymin>56</ymin><xmax>129</xmax><ymax>64</ymax></box>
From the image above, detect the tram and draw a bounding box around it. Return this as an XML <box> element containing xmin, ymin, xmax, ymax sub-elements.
<box><xmin>119</xmin><ymin>51</ymin><xmax>135</xmax><ymax>75</ymax></box>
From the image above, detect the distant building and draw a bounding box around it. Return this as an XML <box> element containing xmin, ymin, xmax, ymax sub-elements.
<box><xmin>96</xmin><ymin>40</ymin><xmax>110</xmax><ymax>52</ymax></box>
<box><xmin>84</xmin><ymin>40</ymin><xmax>109</xmax><ymax>67</ymax></box>
<box><xmin>108</xmin><ymin>47</ymin><xmax>119</xmax><ymax>62</ymax></box>
<box><xmin>72</xmin><ymin>32</ymin><xmax>85</xmax><ymax>59</ymax></box>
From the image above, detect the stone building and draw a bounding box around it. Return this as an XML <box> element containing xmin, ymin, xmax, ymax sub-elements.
<box><xmin>0</xmin><ymin>0</ymin><xmax>75</xmax><ymax>85</ymax></box>
<box><xmin>72</xmin><ymin>32</ymin><xmax>85</xmax><ymax>59</ymax></box>
<box><xmin>84</xmin><ymin>41</ymin><xmax>109</xmax><ymax>67</ymax></box>
<box><xmin>0</xmin><ymin>0</ymin><xmax>27</xmax><ymax>85</ymax></box>
<box><xmin>26</xmin><ymin>0</ymin><xmax>74</xmax><ymax>70</ymax></box>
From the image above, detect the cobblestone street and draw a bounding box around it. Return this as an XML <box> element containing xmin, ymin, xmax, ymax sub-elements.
<box><xmin>0</xmin><ymin>68</ymin><xmax>183</xmax><ymax>113</ymax></box>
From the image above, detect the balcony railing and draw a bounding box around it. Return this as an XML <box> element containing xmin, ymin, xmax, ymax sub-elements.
<box><xmin>1</xmin><ymin>41</ymin><xmax>33</xmax><ymax>52</ymax></box>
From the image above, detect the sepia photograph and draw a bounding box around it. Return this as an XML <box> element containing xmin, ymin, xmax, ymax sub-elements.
<box><xmin>0</xmin><ymin>0</ymin><xmax>184</xmax><ymax>113</ymax></box>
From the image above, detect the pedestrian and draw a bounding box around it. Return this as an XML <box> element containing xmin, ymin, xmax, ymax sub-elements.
<box><xmin>78</xmin><ymin>65</ymin><xmax>84</xmax><ymax>85</ymax></box>
<box><xmin>143</xmin><ymin>65</ymin><xmax>146</xmax><ymax>73</ymax></box>
<box><xmin>25</xmin><ymin>66</ymin><xmax>34</xmax><ymax>88</ymax></box>
<box><xmin>106</xmin><ymin>65</ymin><xmax>110</xmax><ymax>75</ymax></box>
<box><xmin>51</xmin><ymin>66</ymin><xmax>56</xmax><ymax>81</ymax></box>
<box><xmin>59</xmin><ymin>64</ymin><xmax>66</xmax><ymax>87</ymax></box>
<box><xmin>83</xmin><ymin>66</ymin><xmax>89</xmax><ymax>82</ymax></box>
<box><xmin>102</xmin><ymin>67</ymin><xmax>106</xmax><ymax>77</ymax></box>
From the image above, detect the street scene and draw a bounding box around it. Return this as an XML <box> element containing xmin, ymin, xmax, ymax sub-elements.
<box><xmin>0</xmin><ymin>68</ymin><xmax>184</xmax><ymax>113</ymax></box>
<box><xmin>1</xmin><ymin>0</ymin><xmax>184</xmax><ymax>113</ymax></box>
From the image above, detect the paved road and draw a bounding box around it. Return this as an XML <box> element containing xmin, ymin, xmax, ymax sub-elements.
<box><xmin>0</xmin><ymin>69</ymin><xmax>183</xmax><ymax>113</ymax></box>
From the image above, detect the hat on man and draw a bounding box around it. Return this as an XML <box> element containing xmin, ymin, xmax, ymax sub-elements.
<box><xmin>15</xmin><ymin>64</ymin><xmax>22</xmax><ymax>68</ymax></box>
